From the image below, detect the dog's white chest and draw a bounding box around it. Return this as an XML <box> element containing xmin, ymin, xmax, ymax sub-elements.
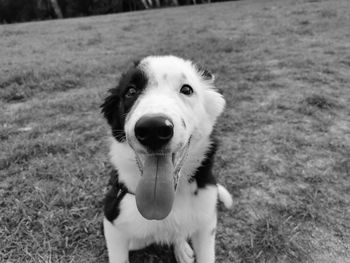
<box><xmin>115</xmin><ymin>181</ymin><xmax>217</xmax><ymax>244</ymax></box>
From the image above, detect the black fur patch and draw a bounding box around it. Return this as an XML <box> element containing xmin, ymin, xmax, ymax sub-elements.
<box><xmin>101</xmin><ymin>65</ymin><xmax>148</xmax><ymax>142</ymax></box>
<box><xmin>190</xmin><ymin>135</ymin><xmax>218</xmax><ymax>188</ymax></box>
<box><xmin>195</xmin><ymin>63</ymin><xmax>214</xmax><ymax>81</ymax></box>
<box><xmin>104</xmin><ymin>169</ymin><xmax>131</xmax><ymax>222</ymax></box>
<box><xmin>133</xmin><ymin>60</ymin><xmax>141</xmax><ymax>67</ymax></box>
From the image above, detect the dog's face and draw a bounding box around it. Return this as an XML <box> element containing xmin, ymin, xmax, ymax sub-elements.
<box><xmin>102</xmin><ymin>55</ymin><xmax>225</xmax><ymax>152</ymax></box>
<box><xmin>101</xmin><ymin>56</ymin><xmax>225</xmax><ymax>220</ymax></box>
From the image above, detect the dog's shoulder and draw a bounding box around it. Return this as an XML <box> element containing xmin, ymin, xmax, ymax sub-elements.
<box><xmin>104</xmin><ymin>169</ymin><xmax>131</xmax><ymax>222</ymax></box>
<box><xmin>190</xmin><ymin>132</ymin><xmax>219</xmax><ymax>189</ymax></box>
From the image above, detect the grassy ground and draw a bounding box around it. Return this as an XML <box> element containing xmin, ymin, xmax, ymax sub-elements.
<box><xmin>1</xmin><ymin>0</ymin><xmax>350</xmax><ymax>262</ymax></box>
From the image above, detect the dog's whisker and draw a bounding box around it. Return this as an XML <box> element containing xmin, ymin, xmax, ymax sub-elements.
<box><xmin>111</xmin><ymin>130</ymin><xmax>125</xmax><ymax>133</ymax></box>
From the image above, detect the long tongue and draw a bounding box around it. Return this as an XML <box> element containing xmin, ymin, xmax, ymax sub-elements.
<box><xmin>135</xmin><ymin>155</ymin><xmax>175</xmax><ymax>220</ymax></box>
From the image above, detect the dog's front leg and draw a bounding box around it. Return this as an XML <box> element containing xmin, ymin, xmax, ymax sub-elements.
<box><xmin>174</xmin><ymin>239</ymin><xmax>195</xmax><ymax>263</ymax></box>
<box><xmin>191</xmin><ymin>215</ymin><xmax>217</xmax><ymax>263</ymax></box>
<box><xmin>103</xmin><ymin>218</ymin><xmax>130</xmax><ymax>263</ymax></box>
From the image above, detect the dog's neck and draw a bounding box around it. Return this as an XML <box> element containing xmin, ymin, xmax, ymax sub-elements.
<box><xmin>109</xmin><ymin>135</ymin><xmax>213</xmax><ymax>194</ymax></box>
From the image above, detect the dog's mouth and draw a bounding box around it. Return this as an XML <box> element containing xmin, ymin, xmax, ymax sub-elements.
<box><xmin>132</xmin><ymin>138</ymin><xmax>191</xmax><ymax>221</ymax></box>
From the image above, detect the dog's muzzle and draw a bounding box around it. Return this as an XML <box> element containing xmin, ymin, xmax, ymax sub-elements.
<box><xmin>129</xmin><ymin>114</ymin><xmax>190</xmax><ymax>221</ymax></box>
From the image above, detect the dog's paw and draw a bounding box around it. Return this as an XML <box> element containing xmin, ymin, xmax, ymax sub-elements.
<box><xmin>174</xmin><ymin>241</ymin><xmax>194</xmax><ymax>263</ymax></box>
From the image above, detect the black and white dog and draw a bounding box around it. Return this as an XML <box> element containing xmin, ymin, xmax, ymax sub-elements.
<box><xmin>101</xmin><ymin>55</ymin><xmax>232</xmax><ymax>263</ymax></box>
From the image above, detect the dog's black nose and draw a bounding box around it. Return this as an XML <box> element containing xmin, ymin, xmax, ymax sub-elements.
<box><xmin>134</xmin><ymin>115</ymin><xmax>174</xmax><ymax>150</ymax></box>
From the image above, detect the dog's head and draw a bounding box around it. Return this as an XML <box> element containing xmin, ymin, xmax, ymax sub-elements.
<box><xmin>101</xmin><ymin>55</ymin><xmax>225</xmax><ymax>220</ymax></box>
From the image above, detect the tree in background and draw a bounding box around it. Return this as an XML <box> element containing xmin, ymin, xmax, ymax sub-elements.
<box><xmin>49</xmin><ymin>0</ymin><xmax>63</xmax><ymax>18</ymax></box>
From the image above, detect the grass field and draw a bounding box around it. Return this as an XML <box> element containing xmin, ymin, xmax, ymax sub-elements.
<box><xmin>1</xmin><ymin>0</ymin><xmax>350</xmax><ymax>262</ymax></box>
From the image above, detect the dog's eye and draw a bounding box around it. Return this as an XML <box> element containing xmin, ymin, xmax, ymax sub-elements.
<box><xmin>125</xmin><ymin>85</ymin><xmax>137</xmax><ymax>98</ymax></box>
<box><xmin>180</xmin><ymin>84</ymin><xmax>193</xmax><ymax>96</ymax></box>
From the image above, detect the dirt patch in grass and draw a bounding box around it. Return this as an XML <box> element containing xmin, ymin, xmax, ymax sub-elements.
<box><xmin>1</xmin><ymin>140</ymin><xmax>70</xmax><ymax>170</ymax></box>
<box><xmin>303</xmin><ymin>94</ymin><xmax>337</xmax><ymax>109</ymax></box>
<box><xmin>298</xmin><ymin>93</ymin><xmax>341</xmax><ymax>117</ymax></box>
<box><xmin>0</xmin><ymin>70</ymin><xmax>83</xmax><ymax>102</ymax></box>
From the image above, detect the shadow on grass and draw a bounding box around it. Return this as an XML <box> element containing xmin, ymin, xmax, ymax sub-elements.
<box><xmin>130</xmin><ymin>244</ymin><xmax>177</xmax><ymax>263</ymax></box>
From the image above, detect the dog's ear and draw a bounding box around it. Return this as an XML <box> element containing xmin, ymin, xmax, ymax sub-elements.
<box><xmin>133</xmin><ymin>59</ymin><xmax>141</xmax><ymax>67</ymax></box>
<box><xmin>101</xmin><ymin>89</ymin><xmax>119</xmax><ymax>126</ymax></box>
<box><xmin>101</xmin><ymin>89</ymin><xmax>126</xmax><ymax>141</ymax></box>
<box><xmin>195</xmin><ymin>63</ymin><xmax>215</xmax><ymax>82</ymax></box>
<box><xmin>204</xmin><ymin>88</ymin><xmax>225</xmax><ymax>123</ymax></box>
<box><xmin>193</xmin><ymin>64</ymin><xmax>225</xmax><ymax>122</ymax></box>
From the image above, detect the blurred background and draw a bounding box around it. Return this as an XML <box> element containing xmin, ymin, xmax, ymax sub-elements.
<box><xmin>0</xmin><ymin>0</ymin><xmax>236</xmax><ymax>23</ymax></box>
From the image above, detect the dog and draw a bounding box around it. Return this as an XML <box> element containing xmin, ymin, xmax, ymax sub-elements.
<box><xmin>101</xmin><ymin>55</ymin><xmax>233</xmax><ymax>263</ymax></box>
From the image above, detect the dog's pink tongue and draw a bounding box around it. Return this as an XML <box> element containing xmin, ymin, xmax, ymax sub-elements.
<box><xmin>135</xmin><ymin>155</ymin><xmax>175</xmax><ymax>220</ymax></box>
